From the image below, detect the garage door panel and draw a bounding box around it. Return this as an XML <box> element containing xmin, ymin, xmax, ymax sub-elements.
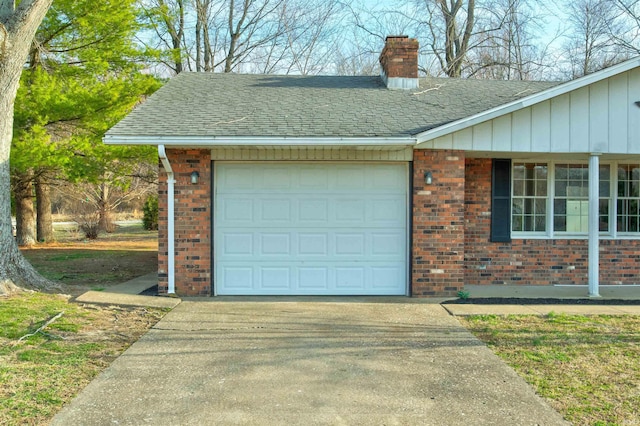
<box><xmin>223</xmin><ymin>233</ymin><xmax>253</xmax><ymax>255</ymax></box>
<box><xmin>215</xmin><ymin>163</ymin><xmax>407</xmax><ymax>296</ymax></box>
<box><xmin>371</xmin><ymin>267</ymin><xmax>404</xmax><ymax>289</ymax></box>
<box><xmin>299</xmin><ymin>199</ymin><xmax>329</xmax><ymax>222</ymax></box>
<box><xmin>335</xmin><ymin>233</ymin><xmax>365</xmax><ymax>255</ymax></box>
<box><xmin>260</xmin><ymin>233</ymin><xmax>290</xmax><ymax>255</ymax></box>
<box><xmin>371</xmin><ymin>232</ymin><xmax>404</xmax><ymax>256</ymax></box>
<box><xmin>298</xmin><ymin>268</ymin><xmax>328</xmax><ymax>289</ymax></box>
<box><xmin>336</xmin><ymin>267</ymin><xmax>365</xmax><ymax>289</ymax></box>
<box><xmin>221</xmin><ymin>267</ymin><xmax>253</xmax><ymax>289</ymax></box>
<box><xmin>298</xmin><ymin>233</ymin><xmax>328</xmax><ymax>255</ymax></box>
<box><xmin>261</xmin><ymin>268</ymin><xmax>290</xmax><ymax>289</ymax></box>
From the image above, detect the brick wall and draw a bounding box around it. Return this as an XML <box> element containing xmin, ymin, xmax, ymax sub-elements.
<box><xmin>412</xmin><ymin>150</ymin><xmax>466</xmax><ymax>296</ymax></box>
<box><xmin>464</xmin><ymin>158</ymin><xmax>640</xmax><ymax>285</ymax></box>
<box><xmin>158</xmin><ymin>149</ymin><xmax>211</xmax><ymax>296</ymax></box>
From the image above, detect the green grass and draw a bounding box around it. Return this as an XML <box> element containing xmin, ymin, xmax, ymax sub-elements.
<box><xmin>0</xmin><ymin>292</ymin><xmax>167</xmax><ymax>425</ymax></box>
<box><xmin>462</xmin><ymin>314</ymin><xmax>640</xmax><ymax>426</ymax></box>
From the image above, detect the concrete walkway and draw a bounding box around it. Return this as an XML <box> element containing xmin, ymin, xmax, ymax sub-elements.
<box><xmin>53</xmin><ymin>299</ymin><xmax>568</xmax><ymax>425</ymax></box>
<box><xmin>74</xmin><ymin>273</ymin><xmax>180</xmax><ymax>309</ymax></box>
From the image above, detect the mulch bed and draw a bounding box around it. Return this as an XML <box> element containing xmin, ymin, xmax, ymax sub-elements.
<box><xmin>443</xmin><ymin>298</ymin><xmax>640</xmax><ymax>305</ymax></box>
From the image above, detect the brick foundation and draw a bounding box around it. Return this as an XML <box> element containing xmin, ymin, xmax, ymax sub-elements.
<box><xmin>158</xmin><ymin>149</ymin><xmax>211</xmax><ymax>296</ymax></box>
<box><xmin>464</xmin><ymin>158</ymin><xmax>640</xmax><ymax>285</ymax></box>
<box><xmin>412</xmin><ymin>150</ymin><xmax>466</xmax><ymax>296</ymax></box>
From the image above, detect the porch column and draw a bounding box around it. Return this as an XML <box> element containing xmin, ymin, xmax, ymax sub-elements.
<box><xmin>588</xmin><ymin>153</ymin><xmax>600</xmax><ymax>297</ymax></box>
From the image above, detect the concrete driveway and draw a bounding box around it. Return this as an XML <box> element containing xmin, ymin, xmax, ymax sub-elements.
<box><xmin>52</xmin><ymin>299</ymin><xmax>567</xmax><ymax>425</ymax></box>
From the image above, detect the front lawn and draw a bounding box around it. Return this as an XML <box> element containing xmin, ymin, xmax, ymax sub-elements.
<box><xmin>0</xmin><ymin>292</ymin><xmax>167</xmax><ymax>425</ymax></box>
<box><xmin>462</xmin><ymin>314</ymin><xmax>640</xmax><ymax>425</ymax></box>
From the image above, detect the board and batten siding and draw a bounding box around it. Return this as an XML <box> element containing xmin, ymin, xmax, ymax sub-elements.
<box><xmin>211</xmin><ymin>146</ymin><xmax>413</xmax><ymax>161</ymax></box>
<box><xmin>420</xmin><ymin>68</ymin><xmax>640</xmax><ymax>155</ymax></box>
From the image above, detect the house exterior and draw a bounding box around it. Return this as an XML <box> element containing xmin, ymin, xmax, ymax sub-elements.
<box><xmin>105</xmin><ymin>36</ymin><xmax>640</xmax><ymax>297</ymax></box>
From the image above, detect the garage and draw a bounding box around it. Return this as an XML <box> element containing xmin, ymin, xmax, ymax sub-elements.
<box><xmin>214</xmin><ymin>162</ymin><xmax>409</xmax><ymax>295</ymax></box>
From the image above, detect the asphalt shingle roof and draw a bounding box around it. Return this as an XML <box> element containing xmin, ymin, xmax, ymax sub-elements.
<box><xmin>106</xmin><ymin>73</ymin><xmax>559</xmax><ymax>139</ymax></box>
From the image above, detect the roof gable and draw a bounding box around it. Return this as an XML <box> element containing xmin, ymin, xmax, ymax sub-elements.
<box><xmin>416</xmin><ymin>56</ymin><xmax>640</xmax><ymax>144</ymax></box>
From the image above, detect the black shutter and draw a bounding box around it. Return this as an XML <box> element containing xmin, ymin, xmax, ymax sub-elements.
<box><xmin>491</xmin><ymin>159</ymin><xmax>511</xmax><ymax>242</ymax></box>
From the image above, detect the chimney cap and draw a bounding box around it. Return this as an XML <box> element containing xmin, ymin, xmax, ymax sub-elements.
<box><xmin>385</xmin><ymin>35</ymin><xmax>409</xmax><ymax>40</ymax></box>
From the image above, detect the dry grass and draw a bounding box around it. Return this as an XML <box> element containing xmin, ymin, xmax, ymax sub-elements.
<box><xmin>21</xmin><ymin>222</ymin><xmax>158</xmax><ymax>296</ymax></box>
<box><xmin>0</xmin><ymin>293</ymin><xmax>167</xmax><ymax>425</ymax></box>
<box><xmin>462</xmin><ymin>314</ymin><xmax>640</xmax><ymax>425</ymax></box>
<box><xmin>0</xmin><ymin>223</ymin><xmax>164</xmax><ymax>425</ymax></box>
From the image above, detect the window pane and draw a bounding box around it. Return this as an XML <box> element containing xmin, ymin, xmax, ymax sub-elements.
<box><xmin>513</xmin><ymin>179</ymin><xmax>524</xmax><ymax>196</ymax></box>
<box><xmin>513</xmin><ymin>164</ymin><xmax>525</xmax><ymax>179</ymax></box>
<box><xmin>536</xmin><ymin>179</ymin><xmax>547</xmax><ymax>196</ymax></box>
<box><xmin>599</xmin><ymin>200</ymin><xmax>609</xmax><ymax>232</ymax></box>
<box><xmin>616</xmin><ymin>164</ymin><xmax>640</xmax><ymax>233</ymax></box>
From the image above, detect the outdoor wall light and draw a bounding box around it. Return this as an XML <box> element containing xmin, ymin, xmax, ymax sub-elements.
<box><xmin>424</xmin><ymin>171</ymin><xmax>433</xmax><ymax>185</ymax></box>
<box><xmin>635</xmin><ymin>101</ymin><xmax>640</xmax><ymax>108</ymax></box>
<box><xmin>190</xmin><ymin>171</ymin><xmax>200</xmax><ymax>184</ymax></box>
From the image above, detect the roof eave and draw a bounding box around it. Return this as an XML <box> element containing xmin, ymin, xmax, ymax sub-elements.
<box><xmin>103</xmin><ymin>135</ymin><xmax>418</xmax><ymax>147</ymax></box>
<box><xmin>415</xmin><ymin>56</ymin><xmax>640</xmax><ymax>144</ymax></box>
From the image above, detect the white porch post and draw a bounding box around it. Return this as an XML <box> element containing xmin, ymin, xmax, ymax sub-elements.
<box><xmin>588</xmin><ymin>153</ymin><xmax>600</xmax><ymax>297</ymax></box>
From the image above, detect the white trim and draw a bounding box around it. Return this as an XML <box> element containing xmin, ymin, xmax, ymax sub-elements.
<box><xmin>158</xmin><ymin>145</ymin><xmax>176</xmax><ymax>295</ymax></box>
<box><xmin>588</xmin><ymin>154</ymin><xmax>601</xmax><ymax>297</ymax></box>
<box><xmin>104</xmin><ymin>135</ymin><xmax>417</xmax><ymax>146</ymax></box>
<box><xmin>416</xmin><ymin>57</ymin><xmax>640</xmax><ymax>144</ymax></box>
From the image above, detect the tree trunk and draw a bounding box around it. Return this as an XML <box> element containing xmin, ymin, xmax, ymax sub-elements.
<box><xmin>35</xmin><ymin>175</ymin><xmax>54</xmax><ymax>242</ymax></box>
<box><xmin>97</xmin><ymin>183</ymin><xmax>115</xmax><ymax>233</ymax></box>
<box><xmin>14</xmin><ymin>174</ymin><xmax>36</xmax><ymax>246</ymax></box>
<box><xmin>0</xmin><ymin>0</ymin><xmax>58</xmax><ymax>296</ymax></box>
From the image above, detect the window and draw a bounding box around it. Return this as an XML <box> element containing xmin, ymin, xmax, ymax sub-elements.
<box><xmin>512</xmin><ymin>163</ymin><xmax>547</xmax><ymax>232</ymax></box>
<box><xmin>617</xmin><ymin>164</ymin><xmax>640</xmax><ymax>233</ymax></box>
<box><xmin>509</xmin><ymin>161</ymin><xmax>638</xmax><ymax>238</ymax></box>
<box><xmin>553</xmin><ymin>164</ymin><xmax>609</xmax><ymax>233</ymax></box>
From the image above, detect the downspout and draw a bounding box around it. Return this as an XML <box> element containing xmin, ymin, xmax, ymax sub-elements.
<box><xmin>158</xmin><ymin>145</ymin><xmax>176</xmax><ymax>295</ymax></box>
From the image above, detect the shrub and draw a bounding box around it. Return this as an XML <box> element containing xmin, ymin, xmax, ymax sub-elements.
<box><xmin>72</xmin><ymin>203</ymin><xmax>101</xmax><ymax>240</ymax></box>
<box><xmin>142</xmin><ymin>194</ymin><xmax>158</xmax><ymax>231</ymax></box>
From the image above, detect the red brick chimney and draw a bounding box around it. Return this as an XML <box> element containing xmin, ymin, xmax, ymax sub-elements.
<box><xmin>379</xmin><ymin>35</ymin><xmax>419</xmax><ymax>89</ymax></box>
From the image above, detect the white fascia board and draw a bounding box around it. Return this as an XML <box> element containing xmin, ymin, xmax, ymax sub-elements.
<box><xmin>416</xmin><ymin>56</ymin><xmax>640</xmax><ymax>145</ymax></box>
<box><xmin>103</xmin><ymin>135</ymin><xmax>417</xmax><ymax>146</ymax></box>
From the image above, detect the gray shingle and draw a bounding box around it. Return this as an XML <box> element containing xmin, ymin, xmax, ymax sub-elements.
<box><xmin>107</xmin><ymin>73</ymin><xmax>559</xmax><ymax>139</ymax></box>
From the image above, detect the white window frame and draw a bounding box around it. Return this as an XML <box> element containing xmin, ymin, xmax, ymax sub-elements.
<box><xmin>511</xmin><ymin>161</ymin><xmax>640</xmax><ymax>240</ymax></box>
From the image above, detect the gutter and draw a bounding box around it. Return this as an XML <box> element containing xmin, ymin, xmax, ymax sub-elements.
<box><xmin>104</xmin><ymin>135</ymin><xmax>416</xmax><ymax>146</ymax></box>
<box><xmin>158</xmin><ymin>145</ymin><xmax>176</xmax><ymax>295</ymax></box>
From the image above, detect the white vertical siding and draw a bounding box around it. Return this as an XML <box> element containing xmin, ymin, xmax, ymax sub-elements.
<box><xmin>609</xmin><ymin>73</ymin><xmax>628</xmax><ymax>153</ymax></box>
<box><xmin>424</xmin><ymin>69</ymin><xmax>640</xmax><ymax>154</ymax></box>
<box><xmin>588</xmin><ymin>80</ymin><xmax>609</xmax><ymax>152</ymax></box>
<box><xmin>550</xmin><ymin>95</ymin><xmax>570</xmax><ymax>152</ymax></box>
<box><xmin>511</xmin><ymin>109</ymin><xmax>531</xmax><ymax>151</ymax></box>
<box><xmin>473</xmin><ymin>121</ymin><xmax>493</xmax><ymax>150</ymax></box>
<box><xmin>628</xmin><ymin>68</ymin><xmax>640</xmax><ymax>154</ymax></box>
<box><xmin>523</xmin><ymin>101</ymin><xmax>551</xmax><ymax>152</ymax></box>
<box><xmin>211</xmin><ymin>147</ymin><xmax>414</xmax><ymax>161</ymax></box>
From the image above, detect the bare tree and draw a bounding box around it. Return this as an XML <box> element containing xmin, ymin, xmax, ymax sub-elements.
<box><xmin>560</xmin><ymin>0</ymin><xmax>625</xmax><ymax>78</ymax></box>
<box><xmin>468</xmin><ymin>0</ymin><xmax>550</xmax><ymax>80</ymax></box>
<box><xmin>422</xmin><ymin>0</ymin><xmax>476</xmax><ymax>77</ymax></box>
<box><xmin>141</xmin><ymin>0</ymin><xmax>187</xmax><ymax>74</ymax></box>
<box><xmin>0</xmin><ymin>0</ymin><xmax>58</xmax><ymax>295</ymax></box>
<box><xmin>608</xmin><ymin>0</ymin><xmax>640</xmax><ymax>54</ymax></box>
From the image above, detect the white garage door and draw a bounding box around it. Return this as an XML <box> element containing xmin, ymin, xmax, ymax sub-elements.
<box><xmin>214</xmin><ymin>162</ymin><xmax>408</xmax><ymax>295</ymax></box>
